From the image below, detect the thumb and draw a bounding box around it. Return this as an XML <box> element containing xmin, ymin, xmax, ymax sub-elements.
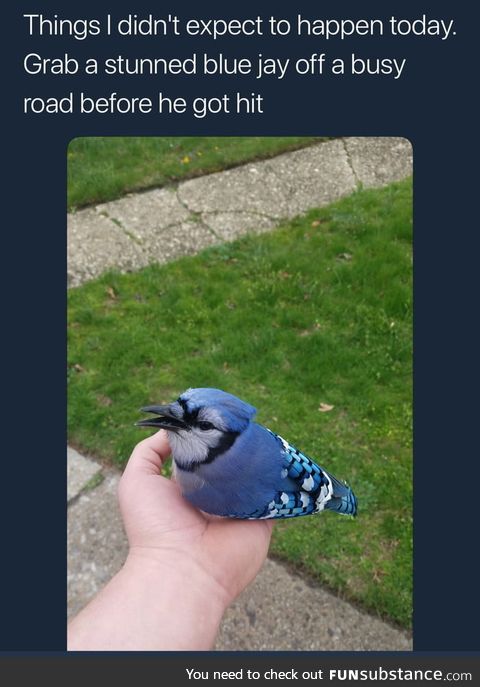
<box><xmin>123</xmin><ymin>430</ymin><xmax>172</xmax><ymax>478</ymax></box>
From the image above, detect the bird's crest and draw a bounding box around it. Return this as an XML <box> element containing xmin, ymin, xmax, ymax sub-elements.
<box><xmin>179</xmin><ymin>387</ymin><xmax>256</xmax><ymax>433</ymax></box>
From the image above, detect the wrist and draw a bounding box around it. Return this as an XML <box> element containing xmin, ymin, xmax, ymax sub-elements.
<box><xmin>123</xmin><ymin>547</ymin><xmax>229</xmax><ymax>648</ymax></box>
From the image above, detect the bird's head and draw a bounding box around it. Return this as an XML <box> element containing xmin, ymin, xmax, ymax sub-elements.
<box><xmin>136</xmin><ymin>387</ymin><xmax>257</xmax><ymax>469</ymax></box>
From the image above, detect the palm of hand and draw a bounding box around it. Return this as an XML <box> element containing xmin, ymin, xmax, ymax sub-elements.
<box><xmin>118</xmin><ymin>431</ymin><xmax>273</xmax><ymax>603</ymax></box>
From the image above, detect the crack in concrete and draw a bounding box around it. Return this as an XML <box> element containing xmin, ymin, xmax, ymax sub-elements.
<box><xmin>175</xmin><ymin>185</ymin><xmax>223</xmax><ymax>241</ymax></box>
<box><xmin>96</xmin><ymin>204</ymin><xmax>207</xmax><ymax>253</ymax></box>
<box><xmin>196</xmin><ymin>207</ymin><xmax>281</xmax><ymax>238</ymax></box>
<box><xmin>96</xmin><ymin>208</ymin><xmax>145</xmax><ymax>246</ymax></box>
<box><xmin>174</xmin><ymin>184</ymin><xmax>193</xmax><ymax>216</ymax></box>
<box><xmin>177</xmin><ymin>173</ymin><xmax>285</xmax><ymax>228</ymax></box>
<box><xmin>342</xmin><ymin>138</ymin><xmax>361</xmax><ymax>188</ymax></box>
<box><xmin>67</xmin><ymin>469</ymin><xmax>105</xmax><ymax>507</ymax></box>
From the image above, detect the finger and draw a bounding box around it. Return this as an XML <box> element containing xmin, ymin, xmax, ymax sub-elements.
<box><xmin>123</xmin><ymin>430</ymin><xmax>172</xmax><ymax>477</ymax></box>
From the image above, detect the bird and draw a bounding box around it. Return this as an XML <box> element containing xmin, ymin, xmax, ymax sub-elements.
<box><xmin>136</xmin><ymin>387</ymin><xmax>357</xmax><ymax>520</ymax></box>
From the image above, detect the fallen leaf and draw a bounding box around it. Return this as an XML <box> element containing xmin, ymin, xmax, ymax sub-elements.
<box><xmin>299</xmin><ymin>322</ymin><xmax>321</xmax><ymax>337</ymax></box>
<box><xmin>318</xmin><ymin>403</ymin><xmax>334</xmax><ymax>412</ymax></box>
<box><xmin>372</xmin><ymin>568</ymin><xmax>386</xmax><ymax>583</ymax></box>
<box><xmin>106</xmin><ymin>286</ymin><xmax>117</xmax><ymax>300</ymax></box>
<box><xmin>96</xmin><ymin>394</ymin><xmax>113</xmax><ymax>407</ymax></box>
<box><xmin>73</xmin><ymin>363</ymin><xmax>84</xmax><ymax>373</ymax></box>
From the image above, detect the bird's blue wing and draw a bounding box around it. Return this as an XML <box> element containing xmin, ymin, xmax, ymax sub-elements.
<box><xmin>237</xmin><ymin>429</ymin><xmax>356</xmax><ymax>519</ymax></box>
<box><xmin>260</xmin><ymin>430</ymin><xmax>334</xmax><ymax>518</ymax></box>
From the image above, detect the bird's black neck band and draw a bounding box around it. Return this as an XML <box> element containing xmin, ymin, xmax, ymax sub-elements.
<box><xmin>175</xmin><ymin>430</ymin><xmax>240</xmax><ymax>472</ymax></box>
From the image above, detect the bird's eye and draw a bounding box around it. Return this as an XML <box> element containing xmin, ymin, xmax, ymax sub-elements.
<box><xmin>198</xmin><ymin>421</ymin><xmax>215</xmax><ymax>431</ymax></box>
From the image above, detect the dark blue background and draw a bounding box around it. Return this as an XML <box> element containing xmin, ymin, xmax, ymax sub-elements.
<box><xmin>2</xmin><ymin>0</ymin><xmax>478</xmax><ymax>653</ymax></box>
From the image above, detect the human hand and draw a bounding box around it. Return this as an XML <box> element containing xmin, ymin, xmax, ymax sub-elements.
<box><xmin>119</xmin><ymin>429</ymin><xmax>273</xmax><ymax>608</ymax></box>
<box><xmin>68</xmin><ymin>430</ymin><xmax>273</xmax><ymax>651</ymax></box>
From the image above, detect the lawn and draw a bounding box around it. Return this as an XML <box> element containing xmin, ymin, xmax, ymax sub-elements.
<box><xmin>67</xmin><ymin>136</ymin><xmax>326</xmax><ymax>209</ymax></box>
<box><xmin>68</xmin><ymin>178</ymin><xmax>412</xmax><ymax>627</ymax></box>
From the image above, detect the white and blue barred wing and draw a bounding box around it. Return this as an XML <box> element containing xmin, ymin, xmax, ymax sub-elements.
<box><xmin>245</xmin><ymin>430</ymin><xmax>357</xmax><ymax>520</ymax></box>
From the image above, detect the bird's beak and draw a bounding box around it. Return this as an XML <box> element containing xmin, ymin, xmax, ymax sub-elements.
<box><xmin>136</xmin><ymin>404</ymin><xmax>187</xmax><ymax>433</ymax></box>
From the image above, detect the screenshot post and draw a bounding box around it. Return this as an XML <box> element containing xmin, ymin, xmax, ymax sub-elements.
<box><xmin>1</xmin><ymin>1</ymin><xmax>478</xmax><ymax>682</ymax></box>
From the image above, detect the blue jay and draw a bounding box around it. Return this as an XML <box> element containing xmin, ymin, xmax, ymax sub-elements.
<box><xmin>136</xmin><ymin>387</ymin><xmax>357</xmax><ymax>520</ymax></box>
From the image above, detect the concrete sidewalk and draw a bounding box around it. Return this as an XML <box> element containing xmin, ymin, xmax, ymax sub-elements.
<box><xmin>67</xmin><ymin>137</ymin><xmax>413</xmax><ymax>650</ymax></box>
<box><xmin>68</xmin><ymin>137</ymin><xmax>412</xmax><ymax>286</ymax></box>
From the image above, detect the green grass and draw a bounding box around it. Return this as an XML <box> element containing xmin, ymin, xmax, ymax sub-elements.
<box><xmin>68</xmin><ymin>136</ymin><xmax>326</xmax><ymax>209</ymax></box>
<box><xmin>68</xmin><ymin>179</ymin><xmax>412</xmax><ymax>627</ymax></box>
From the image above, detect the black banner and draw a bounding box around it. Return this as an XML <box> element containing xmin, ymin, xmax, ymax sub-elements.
<box><xmin>0</xmin><ymin>655</ymin><xmax>479</xmax><ymax>684</ymax></box>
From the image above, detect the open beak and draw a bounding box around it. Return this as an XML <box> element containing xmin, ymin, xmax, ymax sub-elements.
<box><xmin>136</xmin><ymin>404</ymin><xmax>187</xmax><ymax>433</ymax></box>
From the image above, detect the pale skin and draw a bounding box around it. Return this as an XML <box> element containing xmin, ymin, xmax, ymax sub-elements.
<box><xmin>67</xmin><ymin>430</ymin><xmax>273</xmax><ymax>651</ymax></box>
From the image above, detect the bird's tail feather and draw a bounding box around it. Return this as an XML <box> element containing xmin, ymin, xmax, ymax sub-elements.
<box><xmin>324</xmin><ymin>472</ymin><xmax>357</xmax><ymax>516</ymax></box>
